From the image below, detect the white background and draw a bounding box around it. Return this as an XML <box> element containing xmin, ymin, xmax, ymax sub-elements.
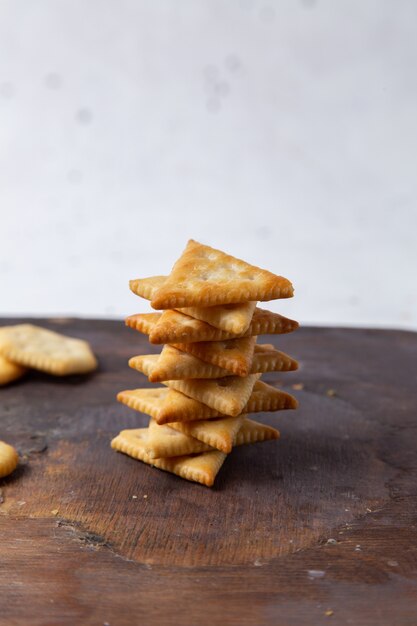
<box><xmin>0</xmin><ymin>0</ymin><xmax>416</xmax><ymax>328</ymax></box>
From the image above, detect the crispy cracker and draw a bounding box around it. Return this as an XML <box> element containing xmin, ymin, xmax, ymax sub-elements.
<box><xmin>129</xmin><ymin>308</ymin><xmax>298</xmax><ymax>344</ymax></box>
<box><xmin>0</xmin><ymin>324</ymin><xmax>97</xmax><ymax>376</ymax></box>
<box><xmin>150</xmin><ymin>239</ymin><xmax>293</xmax><ymax>309</ymax></box>
<box><xmin>167</xmin><ymin>373</ymin><xmax>261</xmax><ymax>417</ymax></box>
<box><xmin>235</xmin><ymin>417</ymin><xmax>280</xmax><ymax>445</ymax></box>
<box><xmin>146</xmin><ymin>418</ymin><xmax>212</xmax><ymax>458</ymax></box>
<box><xmin>0</xmin><ymin>440</ymin><xmax>19</xmax><ymax>478</ymax></box>
<box><xmin>146</xmin><ymin>344</ymin><xmax>297</xmax><ymax>382</ymax></box>
<box><xmin>169</xmin><ymin>414</ymin><xmax>244</xmax><ymax>453</ymax></box>
<box><xmin>0</xmin><ymin>354</ymin><xmax>26</xmax><ymax>386</ymax></box>
<box><xmin>117</xmin><ymin>387</ymin><xmax>168</xmax><ymax>418</ymax></box>
<box><xmin>172</xmin><ymin>336</ymin><xmax>256</xmax><ymax>376</ymax></box>
<box><xmin>111</xmin><ymin>428</ymin><xmax>226</xmax><ymax>487</ymax></box>
<box><xmin>130</xmin><ymin>276</ymin><xmax>257</xmax><ymax>334</ymax></box>
<box><xmin>118</xmin><ymin>380</ymin><xmax>297</xmax><ymax>424</ymax></box>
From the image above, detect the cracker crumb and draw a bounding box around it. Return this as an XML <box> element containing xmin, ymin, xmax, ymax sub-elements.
<box><xmin>51</xmin><ymin>509</ymin><xmax>59</xmax><ymax>516</ymax></box>
<box><xmin>326</xmin><ymin>538</ymin><xmax>337</xmax><ymax>545</ymax></box>
<box><xmin>325</xmin><ymin>609</ymin><xmax>334</xmax><ymax>616</ymax></box>
<box><xmin>326</xmin><ymin>389</ymin><xmax>336</xmax><ymax>397</ymax></box>
<box><xmin>143</xmin><ymin>494</ymin><xmax>148</xmax><ymax>499</ymax></box>
<box><xmin>387</xmin><ymin>560</ymin><xmax>398</xmax><ymax>567</ymax></box>
<box><xmin>292</xmin><ymin>383</ymin><xmax>304</xmax><ymax>390</ymax></box>
<box><xmin>132</xmin><ymin>495</ymin><xmax>138</xmax><ymax>499</ymax></box>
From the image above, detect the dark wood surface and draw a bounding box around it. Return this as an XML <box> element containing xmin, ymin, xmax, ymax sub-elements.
<box><xmin>1</xmin><ymin>318</ymin><xmax>416</xmax><ymax>626</ymax></box>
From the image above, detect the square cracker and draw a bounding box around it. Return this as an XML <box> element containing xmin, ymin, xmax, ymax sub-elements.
<box><xmin>146</xmin><ymin>418</ymin><xmax>212</xmax><ymax>458</ymax></box>
<box><xmin>111</xmin><ymin>428</ymin><xmax>226</xmax><ymax>487</ymax></box>
<box><xmin>130</xmin><ymin>276</ymin><xmax>257</xmax><ymax>334</ymax></box>
<box><xmin>0</xmin><ymin>354</ymin><xmax>26</xmax><ymax>386</ymax></box>
<box><xmin>0</xmin><ymin>324</ymin><xmax>97</xmax><ymax>376</ymax></box>
<box><xmin>172</xmin><ymin>336</ymin><xmax>256</xmax><ymax>377</ymax></box>
<box><xmin>235</xmin><ymin>417</ymin><xmax>280</xmax><ymax>445</ymax></box>
<box><xmin>147</xmin><ymin>343</ymin><xmax>298</xmax><ymax>382</ymax></box>
<box><xmin>127</xmin><ymin>308</ymin><xmax>299</xmax><ymax>344</ymax></box>
<box><xmin>118</xmin><ymin>380</ymin><xmax>298</xmax><ymax>424</ymax></box>
<box><xmin>150</xmin><ymin>239</ymin><xmax>293</xmax><ymax>309</ymax></box>
<box><xmin>168</xmin><ymin>414</ymin><xmax>244</xmax><ymax>453</ymax></box>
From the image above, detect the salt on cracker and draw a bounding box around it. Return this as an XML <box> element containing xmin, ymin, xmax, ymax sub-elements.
<box><xmin>0</xmin><ymin>324</ymin><xmax>97</xmax><ymax>376</ymax></box>
<box><xmin>0</xmin><ymin>441</ymin><xmax>19</xmax><ymax>478</ymax></box>
<box><xmin>127</xmin><ymin>308</ymin><xmax>299</xmax><ymax>345</ymax></box>
<box><xmin>111</xmin><ymin>428</ymin><xmax>226</xmax><ymax>487</ymax></box>
<box><xmin>118</xmin><ymin>380</ymin><xmax>298</xmax><ymax>424</ymax></box>
<box><xmin>150</xmin><ymin>239</ymin><xmax>293</xmax><ymax>309</ymax></box>
<box><xmin>0</xmin><ymin>355</ymin><xmax>26</xmax><ymax>386</ymax></box>
<box><xmin>168</xmin><ymin>414</ymin><xmax>244</xmax><ymax>453</ymax></box>
<box><xmin>130</xmin><ymin>275</ymin><xmax>257</xmax><ymax>334</ymax></box>
<box><xmin>146</xmin><ymin>418</ymin><xmax>212</xmax><ymax>459</ymax></box>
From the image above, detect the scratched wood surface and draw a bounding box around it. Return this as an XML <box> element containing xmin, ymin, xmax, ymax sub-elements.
<box><xmin>0</xmin><ymin>318</ymin><xmax>416</xmax><ymax>626</ymax></box>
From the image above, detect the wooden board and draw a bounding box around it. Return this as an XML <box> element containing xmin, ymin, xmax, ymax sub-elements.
<box><xmin>1</xmin><ymin>318</ymin><xmax>416</xmax><ymax>625</ymax></box>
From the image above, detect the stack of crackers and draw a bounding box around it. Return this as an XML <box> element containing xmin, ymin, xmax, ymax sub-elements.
<box><xmin>112</xmin><ymin>239</ymin><xmax>299</xmax><ymax>487</ymax></box>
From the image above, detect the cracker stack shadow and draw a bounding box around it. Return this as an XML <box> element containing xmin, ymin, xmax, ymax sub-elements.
<box><xmin>112</xmin><ymin>240</ymin><xmax>299</xmax><ymax>487</ymax></box>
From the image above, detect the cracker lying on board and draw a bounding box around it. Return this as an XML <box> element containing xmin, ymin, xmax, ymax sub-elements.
<box><xmin>168</xmin><ymin>414</ymin><xmax>244</xmax><ymax>453</ymax></box>
<box><xmin>146</xmin><ymin>418</ymin><xmax>212</xmax><ymax>458</ymax></box>
<box><xmin>118</xmin><ymin>381</ymin><xmax>298</xmax><ymax>424</ymax></box>
<box><xmin>126</xmin><ymin>308</ymin><xmax>299</xmax><ymax>344</ymax></box>
<box><xmin>0</xmin><ymin>354</ymin><xmax>26</xmax><ymax>386</ymax></box>
<box><xmin>0</xmin><ymin>440</ymin><xmax>19</xmax><ymax>478</ymax></box>
<box><xmin>130</xmin><ymin>276</ymin><xmax>257</xmax><ymax>334</ymax></box>
<box><xmin>150</xmin><ymin>239</ymin><xmax>293</xmax><ymax>309</ymax></box>
<box><xmin>0</xmin><ymin>324</ymin><xmax>97</xmax><ymax>376</ymax></box>
<box><xmin>111</xmin><ymin>428</ymin><xmax>226</xmax><ymax>487</ymax></box>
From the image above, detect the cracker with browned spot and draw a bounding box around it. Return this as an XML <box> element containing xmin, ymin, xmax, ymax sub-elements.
<box><xmin>169</xmin><ymin>414</ymin><xmax>244</xmax><ymax>453</ymax></box>
<box><xmin>0</xmin><ymin>324</ymin><xmax>97</xmax><ymax>376</ymax></box>
<box><xmin>0</xmin><ymin>440</ymin><xmax>19</xmax><ymax>478</ymax></box>
<box><xmin>150</xmin><ymin>239</ymin><xmax>293</xmax><ymax>309</ymax></box>
<box><xmin>146</xmin><ymin>418</ymin><xmax>212</xmax><ymax>458</ymax></box>
<box><xmin>111</xmin><ymin>428</ymin><xmax>226</xmax><ymax>487</ymax></box>
<box><xmin>0</xmin><ymin>354</ymin><xmax>26</xmax><ymax>386</ymax></box>
<box><xmin>130</xmin><ymin>308</ymin><xmax>298</xmax><ymax>344</ymax></box>
<box><xmin>130</xmin><ymin>276</ymin><xmax>257</xmax><ymax>334</ymax></box>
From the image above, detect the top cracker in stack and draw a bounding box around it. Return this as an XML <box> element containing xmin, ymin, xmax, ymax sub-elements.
<box><xmin>112</xmin><ymin>239</ymin><xmax>299</xmax><ymax>486</ymax></box>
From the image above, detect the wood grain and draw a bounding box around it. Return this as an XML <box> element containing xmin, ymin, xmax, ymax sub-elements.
<box><xmin>1</xmin><ymin>318</ymin><xmax>417</xmax><ymax>625</ymax></box>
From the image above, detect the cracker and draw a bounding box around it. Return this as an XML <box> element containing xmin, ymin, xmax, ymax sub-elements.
<box><xmin>111</xmin><ymin>428</ymin><xmax>226</xmax><ymax>487</ymax></box>
<box><xmin>130</xmin><ymin>275</ymin><xmax>257</xmax><ymax>334</ymax></box>
<box><xmin>146</xmin><ymin>418</ymin><xmax>212</xmax><ymax>458</ymax></box>
<box><xmin>145</xmin><ymin>344</ymin><xmax>297</xmax><ymax>382</ymax></box>
<box><xmin>235</xmin><ymin>417</ymin><xmax>280</xmax><ymax>445</ymax></box>
<box><xmin>0</xmin><ymin>354</ymin><xmax>26</xmax><ymax>386</ymax></box>
<box><xmin>173</xmin><ymin>336</ymin><xmax>256</xmax><ymax>376</ymax></box>
<box><xmin>0</xmin><ymin>440</ymin><xmax>19</xmax><ymax>478</ymax></box>
<box><xmin>169</xmin><ymin>414</ymin><xmax>244</xmax><ymax>453</ymax></box>
<box><xmin>150</xmin><ymin>239</ymin><xmax>293</xmax><ymax>309</ymax></box>
<box><xmin>0</xmin><ymin>324</ymin><xmax>97</xmax><ymax>376</ymax></box>
<box><xmin>158</xmin><ymin>380</ymin><xmax>297</xmax><ymax>423</ymax></box>
<box><xmin>131</xmin><ymin>308</ymin><xmax>298</xmax><ymax>344</ymax></box>
<box><xmin>117</xmin><ymin>387</ymin><xmax>168</xmax><ymax>418</ymax></box>
<box><xmin>167</xmin><ymin>373</ymin><xmax>261</xmax><ymax>417</ymax></box>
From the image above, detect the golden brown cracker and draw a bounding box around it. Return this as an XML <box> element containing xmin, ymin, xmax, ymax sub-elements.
<box><xmin>0</xmin><ymin>354</ymin><xmax>26</xmax><ymax>386</ymax></box>
<box><xmin>172</xmin><ymin>336</ymin><xmax>256</xmax><ymax>377</ymax></box>
<box><xmin>0</xmin><ymin>440</ymin><xmax>19</xmax><ymax>478</ymax></box>
<box><xmin>146</xmin><ymin>418</ymin><xmax>212</xmax><ymax>458</ymax></box>
<box><xmin>111</xmin><ymin>428</ymin><xmax>226</xmax><ymax>487</ymax></box>
<box><xmin>150</xmin><ymin>239</ymin><xmax>293</xmax><ymax>309</ymax></box>
<box><xmin>235</xmin><ymin>417</ymin><xmax>280</xmax><ymax>445</ymax></box>
<box><xmin>130</xmin><ymin>275</ymin><xmax>256</xmax><ymax>333</ymax></box>
<box><xmin>168</xmin><ymin>414</ymin><xmax>244</xmax><ymax>453</ymax></box>
<box><xmin>143</xmin><ymin>307</ymin><xmax>298</xmax><ymax>344</ymax></box>
<box><xmin>117</xmin><ymin>387</ymin><xmax>168</xmax><ymax>419</ymax></box>
<box><xmin>167</xmin><ymin>373</ymin><xmax>261</xmax><ymax>417</ymax></box>
<box><xmin>0</xmin><ymin>324</ymin><xmax>97</xmax><ymax>376</ymax></box>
